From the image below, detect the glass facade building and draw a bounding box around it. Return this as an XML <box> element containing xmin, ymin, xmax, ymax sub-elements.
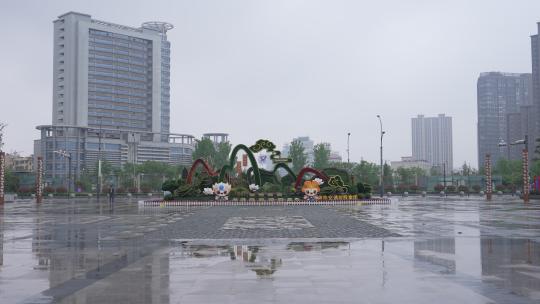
<box><xmin>476</xmin><ymin>72</ymin><xmax>532</xmax><ymax>167</ymax></box>
<box><xmin>35</xmin><ymin>12</ymin><xmax>194</xmax><ymax>186</ymax></box>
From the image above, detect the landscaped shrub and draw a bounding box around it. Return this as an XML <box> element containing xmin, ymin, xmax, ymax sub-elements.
<box><xmin>229</xmin><ymin>186</ymin><xmax>249</xmax><ymax>198</ymax></box>
<box><xmin>446</xmin><ymin>185</ymin><xmax>456</xmax><ymax>193</ymax></box>
<box><xmin>162</xmin><ymin>179</ymin><xmax>181</xmax><ymax>192</ymax></box>
<box><xmin>18</xmin><ymin>187</ymin><xmax>32</xmax><ymax>194</ymax></box>
<box><xmin>434</xmin><ymin>184</ymin><xmax>444</xmax><ymax>192</ymax></box>
<box><xmin>56</xmin><ymin>186</ymin><xmax>67</xmax><ymax>193</ymax></box>
<box><xmin>262</xmin><ymin>182</ymin><xmax>281</xmax><ymax>193</ymax></box>
<box><xmin>173</xmin><ymin>184</ymin><xmax>199</xmax><ymax>198</ymax></box>
<box><xmin>396</xmin><ymin>184</ymin><xmax>408</xmax><ymax>193</ymax></box>
<box><xmin>356</xmin><ymin>182</ymin><xmax>365</xmax><ymax>194</ymax></box>
<box><xmin>506</xmin><ymin>184</ymin><xmax>517</xmax><ymax>192</ymax></box>
<box><xmin>472</xmin><ymin>185</ymin><xmax>481</xmax><ymax>192</ymax></box>
<box><xmin>495</xmin><ymin>184</ymin><xmax>506</xmax><ymax>192</ymax></box>
<box><xmin>44</xmin><ymin>186</ymin><xmax>55</xmax><ymax>194</ymax></box>
<box><xmin>128</xmin><ymin>187</ymin><xmax>139</xmax><ymax>193</ymax></box>
<box><xmin>458</xmin><ymin>185</ymin><xmax>469</xmax><ymax>193</ymax></box>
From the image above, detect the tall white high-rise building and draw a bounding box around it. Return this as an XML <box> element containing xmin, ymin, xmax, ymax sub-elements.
<box><xmin>35</xmin><ymin>12</ymin><xmax>195</xmax><ymax>186</ymax></box>
<box><xmin>411</xmin><ymin>114</ymin><xmax>453</xmax><ymax>170</ymax></box>
<box><xmin>52</xmin><ymin>12</ymin><xmax>171</xmax><ymax>141</ymax></box>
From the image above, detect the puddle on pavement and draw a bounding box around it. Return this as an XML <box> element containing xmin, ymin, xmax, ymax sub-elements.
<box><xmin>1</xmin><ymin>199</ymin><xmax>540</xmax><ymax>303</ymax></box>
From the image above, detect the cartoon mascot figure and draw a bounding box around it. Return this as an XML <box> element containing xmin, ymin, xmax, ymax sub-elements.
<box><xmin>211</xmin><ymin>182</ymin><xmax>232</xmax><ymax>201</ymax></box>
<box><xmin>302</xmin><ymin>178</ymin><xmax>324</xmax><ymax>202</ymax></box>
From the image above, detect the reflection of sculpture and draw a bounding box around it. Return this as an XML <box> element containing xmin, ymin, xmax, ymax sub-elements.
<box><xmin>302</xmin><ymin>178</ymin><xmax>324</xmax><ymax>202</ymax></box>
<box><xmin>212</xmin><ymin>182</ymin><xmax>232</xmax><ymax>200</ymax></box>
<box><xmin>232</xmin><ymin>245</ymin><xmax>282</xmax><ymax>278</ymax></box>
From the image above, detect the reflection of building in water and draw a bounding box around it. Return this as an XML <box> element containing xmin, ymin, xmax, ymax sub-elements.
<box><xmin>414</xmin><ymin>238</ymin><xmax>456</xmax><ymax>274</ymax></box>
<box><xmin>480</xmin><ymin>239</ymin><xmax>540</xmax><ymax>295</ymax></box>
<box><xmin>31</xmin><ymin>215</ymin><xmax>170</xmax><ymax>303</ymax></box>
<box><xmin>181</xmin><ymin>244</ymin><xmax>287</xmax><ymax>278</ymax></box>
<box><xmin>0</xmin><ymin>206</ymin><xmax>3</xmax><ymax>266</ymax></box>
<box><xmin>287</xmin><ymin>242</ymin><xmax>349</xmax><ymax>252</ymax></box>
<box><xmin>477</xmin><ymin>206</ymin><xmax>540</xmax><ymax>296</ymax></box>
<box><xmin>182</xmin><ymin>244</ymin><xmax>231</xmax><ymax>258</ymax></box>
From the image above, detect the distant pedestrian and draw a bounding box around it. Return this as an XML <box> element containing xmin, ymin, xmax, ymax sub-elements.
<box><xmin>109</xmin><ymin>184</ymin><xmax>115</xmax><ymax>209</ymax></box>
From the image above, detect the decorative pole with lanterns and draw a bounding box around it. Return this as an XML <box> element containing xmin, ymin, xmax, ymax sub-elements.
<box><xmin>522</xmin><ymin>145</ymin><xmax>530</xmax><ymax>203</ymax></box>
<box><xmin>36</xmin><ymin>157</ymin><xmax>43</xmax><ymax>203</ymax></box>
<box><xmin>0</xmin><ymin>152</ymin><xmax>4</xmax><ymax>205</ymax></box>
<box><xmin>0</xmin><ymin>123</ymin><xmax>6</xmax><ymax>204</ymax></box>
<box><xmin>485</xmin><ymin>154</ymin><xmax>492</xmax><ymax>201</ymax></box>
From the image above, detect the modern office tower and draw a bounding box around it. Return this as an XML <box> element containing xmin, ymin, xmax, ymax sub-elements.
<box><xmin>35</xmin><ymin>12</ymin><xmax>195</xmax><ymax>186</ymax></box>
<box><xmin>531</xmin><ymin>23</ymin><xmax>540</xmax><ymax>149</ymax></box>
<box><xmin>477</xmin><ymin>72</ymin><xmax>532</xmax><ymax>167</ymax></box>
<box><xmin>411</xmin><ymin>114</ymin><xmax>453</xmax><ymax>170</ymax></box>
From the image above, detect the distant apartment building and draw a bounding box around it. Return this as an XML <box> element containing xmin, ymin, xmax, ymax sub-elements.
<box><xmin>5</xmin><ymin>153</ymin><xmax>33</xmax><ymax>172</ymax></box>
<box><xmin>282</xmin><ymin>138</ymin><xmax>342</xmax><ymax>165</ymax></box>
<box><xmin>203</xmin><ymin>133</ymin><xmax>229</xmax><ymax>146</ymax></box>
<box><xmin>411</xmin><ymin>114</ymin><xmax>453</xmax><ymax>170</ymax></box>
<box><xmin>282</xmin><ymin>136</ymin><xmax>315</xmax><ymax>164</ymax></box>
<box><xmin>477</xmin><ymin>72</ymin><xmax>532</xmax><ymax>167</ymax></box>
<box><xmin>34</xmin><ymin>12</ymin><xmax>195</xmax><ymax>185</ymax></box>
<box><xmin>390</xmin><ymin>156</ymin><xmax>431</xmax><ymax>174</ymax></box>
<box><xmin>322</xmin><ymin>142</ymin><xmax>342</xmax><ymax>163</ymax></box>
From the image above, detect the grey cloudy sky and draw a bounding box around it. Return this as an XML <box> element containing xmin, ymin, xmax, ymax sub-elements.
<box><xmin>1</xmin><ymin>0</ymin><xmax>539</xmax><ymax>169</ymax></box>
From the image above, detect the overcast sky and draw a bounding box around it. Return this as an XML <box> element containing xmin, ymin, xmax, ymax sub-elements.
<box><xmin>0</xmin><ymin>0</ymin><xmax>539</xmax><ymax>169</ymax></box>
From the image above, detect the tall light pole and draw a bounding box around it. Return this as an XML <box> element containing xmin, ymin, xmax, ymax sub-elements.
<box><xmin>54</xmin><ymin>150</ymin><xmax>72</xmax><ymax>197</ymax></box>
<box><xmin>377</xmin><ymin>115</ymin><xmax>385</xmax><ymax>197</ymax></box>
<box><xmin>347</xmin><ymin>132</ymin><xmax>351</xmax><ymax>164</ymax></box>
<box><xmin>0</xmin><ymin>123</ymin><xmax>5</xmax><ymax>205</ymax></box>
<box><xmin>498</xmin><ymin>135</ymin><xmax>529</xmax><ymax>203</ymax></box>
<box><xmin>97</xmin><ymin>117</ymin><xmax>103</xmax><ymax>202</ymax></box>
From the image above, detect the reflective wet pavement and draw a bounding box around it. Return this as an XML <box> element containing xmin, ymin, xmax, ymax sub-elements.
<box><xmin>0</xmin><ymin>198</ymin><xmax>539</xmax><ymax>303</ymax></box>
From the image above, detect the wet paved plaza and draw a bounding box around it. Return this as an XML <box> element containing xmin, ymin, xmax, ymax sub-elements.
<box><xmin>0</xmin><ymin>197</ymin><xmax>539</xmax><ymax>303</ymax></box>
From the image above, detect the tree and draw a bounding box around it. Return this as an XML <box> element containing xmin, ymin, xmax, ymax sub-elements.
<box><xmin>351</xmin><ymin>160</ymin><xmax>379</xmax><ymax>186</ymax></box>
<box><xmin>289</xmin><ymin>140</ymin><xmax>307</xmax><ymax>173</ymax></box>
<box><xmin>383</xmin><ymin>163</ymin><xmax>394</xmax><ymax>188</ymax></box>
<box><xmin>192</xmin><ymin>137</ymin><xmax>217</xmax><ymax>167</ymax></box>
<box><xmin>5</xmin><ymin>169</ymin><xmax>19</xmax><ymax>192</ymax></box>
<box><xmin>313</xmin><ymin>143</ymin><xmax>330</xmax><ymax>169</ymax></box>
<box><xmin>493</xmin><ymin>159</ymin><xmax>522</xmax><ymax>186</ymax></box>
<box><xmin>460</xmin><ymin>162</ymin><xmax>472</xmax><ymax>176</ymax></box>
<box><xmin>395</xmin><ymin>167</ymin><xmax>414</xmax><ymax>185</ymax></box>
<box><xmin>214</xmin><ymin>141</ymin><xmax>232</xmax><ymax>169</ymax></box>
<box><xmin>137</xmin><ymin>161</ymin><xmax>177</xmax><ymax>191</ymax></box>
<box><xmin>531</xmin><ymin>160</ymin><xmax>540</xmax><ymax>177</ymax></box>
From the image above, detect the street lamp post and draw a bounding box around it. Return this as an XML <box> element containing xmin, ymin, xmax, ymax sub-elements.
<box><xmin>97</xmin><ymin>117</ymin><xmax>103</xmax><ymax>202</ymax></box>
<box><xmin>54</xmin><ymin>149</ymin><xmax>72</xmax><ymax>197</ymax></box>
<box><xmin>347</xmin><ymin>132</ymin><xmax>351</xmax><ymax>164</ymax></box>
<box><xmin>498</xmin><ymin>135</ymin><xmax>529</xmax><ymax>203</ymax></box>
<box><xmin>377</xmin><ymin>115</ymin><xmax>385</xmax><ymax>197</ymax></box>
<box><xmin>442</xmin><ymin>162</ymin><xmax>446</xmax><ymax>190</ymax></box>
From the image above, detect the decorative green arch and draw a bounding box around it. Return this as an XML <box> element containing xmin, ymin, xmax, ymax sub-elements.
<box><xmin>273</xmin><ymin>163</ymin><xmax>297</xmax><ymax>181</ymax></box>
<box><xmin>219</xmin><ymin>144</ymin><xmax>262</xmax><ymax>186</ymax></box>
<box><xmin>246</xmin><ymin>162</ymin><xmax>297</xmax><ymax>186</ymax></box>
